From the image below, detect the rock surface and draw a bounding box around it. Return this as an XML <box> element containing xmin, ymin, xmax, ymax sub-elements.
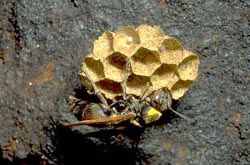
<box><xmin>0</xmin><ymin>0</ymin><xmax>249</xmax><ymax>164</ymax></box>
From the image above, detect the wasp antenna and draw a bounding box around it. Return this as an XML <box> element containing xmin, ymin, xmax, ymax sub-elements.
<box><xmin>121</xmin><ymin>82</ymin><xmax>127</xmax><ymax>100</ymax></box>
<box><xmin>122</xmin><ymin>58</ymin><xmax>131</xmax><ymax>100</ymax></box>
<box><xmin>169</xmin><ymin>107</ymin><xmax>193</xmax><ymax>122</ymax></box>
<box><xmin>140</xmin><ymin>82</ymin><xmax>150</xmax><ymax>101</ymax></box>
<box><xmin>81</xmin><ymin>68</ymin><xmax>108</xmax><ymax>106</ymax></box>
<box><xmin>165</xmin><ymin>90</ymin><xmax>192</xmax><ymax>121</ymax></box>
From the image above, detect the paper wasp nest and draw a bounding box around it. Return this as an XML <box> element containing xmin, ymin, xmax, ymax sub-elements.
<box><xmin>79</xmin><ymin>25</ymin><xmax>199</xmax><ymax>100</ymax></box>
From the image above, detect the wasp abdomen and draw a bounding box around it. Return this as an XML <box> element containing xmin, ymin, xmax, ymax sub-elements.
<box><xmin>82</xmin><ymin>103</ymin><xmax>109</xmax><ymax>120</ymax></box>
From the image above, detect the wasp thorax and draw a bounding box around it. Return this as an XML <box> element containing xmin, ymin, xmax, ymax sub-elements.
<box><xmin>79</xmin><ymin>24</ymin><xmax>199</xmax><ymax>100</ymax></box>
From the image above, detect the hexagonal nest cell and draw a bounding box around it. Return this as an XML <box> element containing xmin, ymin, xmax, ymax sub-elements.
<box><xmin>93</xmin><ymin>31</ymin><xmax>114</xmax><ymax>59</ymax></box>
<box><xmin>150</xmin><ymin>64</ymin><xmax>179</xmax><ymax>91</ymax></box>
<box><xmin>95</xmin><ymin>79</ymin><xmax>123</xmax><ymax>99</ymax></box>
<box><xmin>113</xmin><ymin>26</ymin><xmax>140</xmax><ymax>56</ymax></box>
<box><xmin>130</xmin><ymin>47</ymin><xmax>161</xmax><ymax>76</ymax></box>
<box><xmin>79</xmin><ymin>24</ymin><xmax>199</xmax><ymax>100</ymax></box>
<box><xmin>81</xmin><ymin>56</ymin><xmax>105</xmax><ymax>82</ymax></box>
<box><xmin>170</xmin><ymin>80</ymin><xmax>193</xmax><ymax>100</ymax></box>
<box><xmin>126</xmin><ymin>74</ymin><xmax>152</xmax><ymax>97</ymax></box>
<box><xmin>103</xmin><ymin>52</ymin><xmax>128</xmax><ymax>82</ymax></box>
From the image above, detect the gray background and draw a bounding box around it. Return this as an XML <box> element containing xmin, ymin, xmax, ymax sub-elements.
<box><xmin>0</xmin><ymin>0</ymin><xmax>249</xmax><ymax>164</ymax></box>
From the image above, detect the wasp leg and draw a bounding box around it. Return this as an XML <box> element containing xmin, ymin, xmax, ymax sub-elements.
<box><xmin>81</xmin><ymin>68</ymin><xmax>108</xmax><ymax>107</ymax></box>
<box><xmin>121</xmin><ymin>58</ymin><xmax>131</xmax><ymax>100</ymax></box>
<box><xmin>140</xmin><ymin>82</ymin><xmax>150</xmax><ymax>101</ymax></box>
<box><xmin>109</xmin><ymin>100</ymin><xmax>126</xmax><ymax>108</ymax></box>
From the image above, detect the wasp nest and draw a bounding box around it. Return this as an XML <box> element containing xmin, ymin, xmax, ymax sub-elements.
<box><xmin>79</xmin><ymin>25</ymin><xmax>199</xmax><ymax>100</ymax></box>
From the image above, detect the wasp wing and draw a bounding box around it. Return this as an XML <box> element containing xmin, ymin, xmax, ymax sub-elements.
<box><xmin>63</xmin><ymin>113</ymin><xmax>135</xmax><ymax>127</ymax></box>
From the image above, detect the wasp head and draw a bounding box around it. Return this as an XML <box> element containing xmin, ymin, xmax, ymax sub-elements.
<box><xmin>150</xmin><ymin>88</ymin><xmax>172</xmax><ymax>112</ymax></box>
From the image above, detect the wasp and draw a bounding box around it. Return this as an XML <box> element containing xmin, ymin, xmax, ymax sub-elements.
<box><xmin>64</xmin><ymin>59</ymin><xmax>191</xmax><ymax>128</ymax></box>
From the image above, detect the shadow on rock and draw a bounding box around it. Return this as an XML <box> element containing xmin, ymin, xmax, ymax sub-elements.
<box><xmin>50</xmin><ymin>123</ymin><xmax>145</xmax><ymax>165</ymax></box>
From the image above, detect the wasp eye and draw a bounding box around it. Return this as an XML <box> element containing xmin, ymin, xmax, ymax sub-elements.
<box><xmin>155</xmin><ymin>94</ymin><xmax>160</xmax><ymax>101</ymax></box>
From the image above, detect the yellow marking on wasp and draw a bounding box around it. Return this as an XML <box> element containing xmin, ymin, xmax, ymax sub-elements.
<box><xmin>130</xmin><ymin>120</ymin><xmax>142</xmax><ymax>127</ymax></box>
<box><xmin>147</xmin><ymin>108</ymin><xmax>162</xmax><ymax>117</ymax></box>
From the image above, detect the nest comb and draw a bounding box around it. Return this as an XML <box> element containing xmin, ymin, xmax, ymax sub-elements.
<box><xmin>79</xmin><ymin>24</ymin><xmax>199</xmax><ymax>100</ymax></box>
